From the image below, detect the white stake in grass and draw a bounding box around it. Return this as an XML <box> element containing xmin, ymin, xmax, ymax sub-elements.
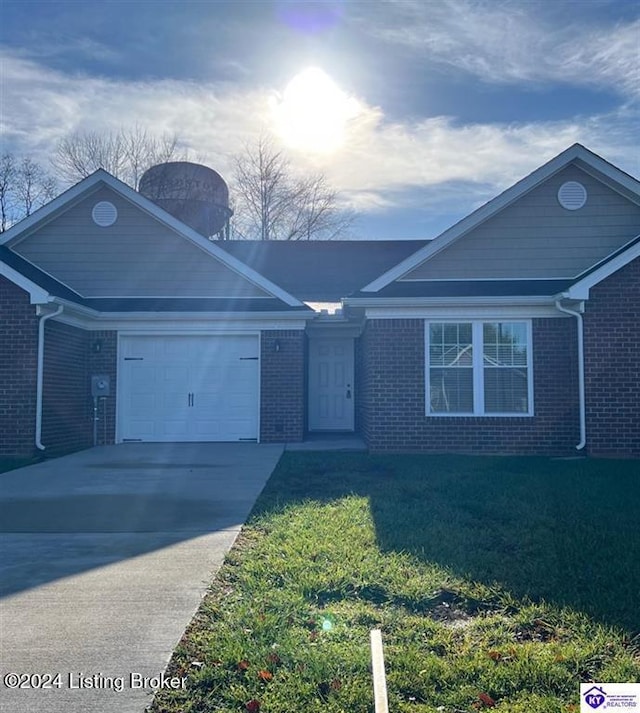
<box><xmin>370</xmin><ymin>629</ymin><xmax>389</xmax><ymax>713</ymax></box>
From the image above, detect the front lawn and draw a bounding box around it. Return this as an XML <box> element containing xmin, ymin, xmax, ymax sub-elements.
<box><xmin>152</xmin><ymin>453</ymin><xmax>640</xmax><ymax>713</ymax></box>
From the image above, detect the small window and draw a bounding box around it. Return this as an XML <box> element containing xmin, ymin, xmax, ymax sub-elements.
<box><xmin>426</xmin><ymin>321</ymin><xmax>532</xmax><ymax>416</ymax></box>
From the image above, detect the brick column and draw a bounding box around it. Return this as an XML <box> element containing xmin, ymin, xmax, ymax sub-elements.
<box><xmin>0</xmin><ymin>277</ymin><xmax>39</xmax><ymax>456</ymax></box>
<box><xmin>260</xmin><ymin>330</ymin><xmax>305</xmax><ymax>442</ymax></box>
<box><xmin>584</xmin><ymin>257</ymin><xmax>640</xmax><ymax>457</ymax></box>
<box><xmin>88</xmin><ymin>331</ymin><xmax>118</xmax><ymax>445</ymax></box>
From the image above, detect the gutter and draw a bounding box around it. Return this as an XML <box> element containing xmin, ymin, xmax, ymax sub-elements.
<box><xmin>35</xmin><ymin>304</ymin><xmax>64</xmax><ymax>450</ymax></box>
<box><xmin>554</xmin><ymin>298</ymin><xmax>586</xmax><ymax>451</ymax></box>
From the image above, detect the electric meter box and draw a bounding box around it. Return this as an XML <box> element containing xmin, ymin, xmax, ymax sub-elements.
<box><xmin>91</xmin><ymin>375</ymin><xmax>110</xmax><ymax>398</ymax></box>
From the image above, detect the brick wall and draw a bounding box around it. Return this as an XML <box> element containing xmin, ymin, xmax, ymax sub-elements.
<box><xmin>0</xmin><ymin>280</ymin><xmax>119</xmax><ymax>457</ymax></box>
<box><xmin>0</xmin><ymin>277</ymin><xmax>39</xmax><ymax>456</ymax></box>
<box><xmin>584</xmin><ymin>257</ymin><xmax>639</xmax><ymax>457</ymax></box>
<box><xmin>360</xmin><ymin>317</ymin><xmax>580</xmax><ymax>454</ymax></box>
<box><xmin>41</xmin><ymin>321</ymin><xmax>92</xmax><ymax>454</ymax></box>
<box><xmin>354</xmin><ymin>334</ymin><xmax>365</xmax><ymax>435</ymax></box>
<box><xmin>260</xmin><ymin>330</ymin><xmax>305</xmax><ymax>442</ymax></box>
<box><xmin>37</xmin><ymin>325</ymin><xmax>117</xmax><ymax>454</ymax></box>
<box><xmin>88</xmin><ymin>331</ymin><xmax>118</xmax><ymax>446</ymax></box>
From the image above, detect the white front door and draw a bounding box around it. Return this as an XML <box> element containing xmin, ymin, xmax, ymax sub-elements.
<box><xmin>119</xmin><ymin>335</ymin><xmax>259</xmax><ymax>442</ymax></box>
<box><xmin>308</xmin><ymin>337</ymin><xmax>354</xmax><ymax>431</ymax></box>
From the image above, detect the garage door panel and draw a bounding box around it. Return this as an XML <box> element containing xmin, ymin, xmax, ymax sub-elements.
<box><xmin>160</xmin><ymin>419</ymin><xmax>191</xmax><ymax>439</ymax></box>
<box><xmin>192</xmin><ymin>420</ymin><xmax>253</xmax><ymax>440</ymax></box>
<box><xmin>163</xmin><ymin>365</ymin><xmax>189</xmax><ymax>380</ymax></box>
<box><xmin>162</xmin><ymin>339</ymin><xmax>193</xmax><ymax>362</ymax></box>
<box><xmin>132</xmin><ymin>393</ymin><xmax>157</xmax><ymax>412</ymax></box>
<box><xmin>129</xmin><ymin>364</ymin><xmax>157</xmax><ymax>389</ymax></box>
<box><xmin>128</xmin><ymin>421</ymin><xmax>155</xmax><ymax>440</ymax></box>
<box><xmin>120</xmin><ymin>335</ymin><xmax>259</xmax><ymax>442</ymax></box>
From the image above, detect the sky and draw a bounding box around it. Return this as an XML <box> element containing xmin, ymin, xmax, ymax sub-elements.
<box><xmin>1</xmin><ymin>0</ymin><xmax>639</xmax><ymax>240</ymax></box>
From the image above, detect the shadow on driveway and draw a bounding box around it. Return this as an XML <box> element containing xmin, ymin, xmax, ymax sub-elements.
<box><xmin>0</xmin><ymin>444</ymin><xmax>283</xmax><ymax>713</ymax></box>
<box><xmin>0</xmin><ymin>443</ymin><xmax>282</xmax><ymax>599</ymax></box>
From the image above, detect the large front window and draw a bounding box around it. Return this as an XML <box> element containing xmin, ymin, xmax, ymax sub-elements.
<box><xmin>426</xmin><ymin>321</ymin><xmax>532</xmax><ymax>416</ymax></box>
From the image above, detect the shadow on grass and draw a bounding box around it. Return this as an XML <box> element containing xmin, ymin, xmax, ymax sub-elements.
<box><xmin>253</xmin><ymin>452</ymin><xmax>640</xmax><ymax>634</ymax></box>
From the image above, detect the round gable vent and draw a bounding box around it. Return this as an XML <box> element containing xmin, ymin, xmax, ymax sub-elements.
<box><xmin>92</xmin><ymin>201</ymin><xmax>118</xmax><ymax>227</ymax></box>
<box><xmin>558</xmin><ymin>181</ymin><xmax>587</xmax><ymax>210</ymax></box>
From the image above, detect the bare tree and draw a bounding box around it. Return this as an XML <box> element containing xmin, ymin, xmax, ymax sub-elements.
<box><xmin>0</xmin><ymin>153</ymin><xmax>16</xmax><ymax>233</ymax></box>
<box><xmin>231</xmin><ymin>136</ymin><xmax>353</xmax><ymax>240</ymax></box>
<box><xmin>0</xmin><ymin>154</ymin><xmax>57</xmax><ymax>232</ymax></box>
<box><xmin>52</xmin><ymin>126</ymin><xmax>184</xmax><ymax>188</ymax></box>
<box><xmin>15</xmin><ymin>157</ymin><xmax>58</xmax><ymax>217</ymax></box>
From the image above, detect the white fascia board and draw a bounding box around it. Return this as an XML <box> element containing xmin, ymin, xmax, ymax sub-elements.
<box><xmin>96</xmin><ymin>318</ymin><xmax>309</xmax><ymax>332</ymax></box>
<box><xmin>2</xmin><ymin>170</ymin><xmax>304</xmax><ymax>307</ymax></box>
<box><xmin>362</xmin><ymin>144</ymin><xmax>640</xmax><ymax>293</ymax></box>
<box><xmin>364</xmin><ymin>304</ymin><xmax>565</xmax><ymax>320</ymax></box>
<box><xmin>565</xmin><ymin>238</ymin><xmax>640</xmax><ymax>300</ymax></box>
<box><xmin>573</xmin><ymin>158</ymin><xmax>640</xmax><ymax>204</ymax></box>
<box><xmin>344</xmin><ymin>295</ymin><xmax>562</xmax><ymax>319</ymax></box>
<box><xmin>345</xmin><ymin>295</ymin><xmax>555</xmax><ymax>308</ymax></box>
<box><xmin>52</xmin><ymin>299</ymin><xmax>311</xmax><ymax>330</ymax></box>
<box><xmin>398</xmin><ymin>276</ymin><xmax>572</xmax><ymax>282</ymax></box>
<box><xmin>65</xmin><ymin>293</ymin><xmax>277</xmax><ymax>300</ymax></box>
<box><xmin>0</xmin><ymin>261</ymin><xmax>51</xmax><ymax>304</ymax></box>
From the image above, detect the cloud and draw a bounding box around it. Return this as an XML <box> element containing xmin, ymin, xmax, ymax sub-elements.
<box><xmin>355</xmin><ymin>0</ymin><xmax>640</xmax><ymax>99</ymax></box>
<box><xmin>1</xmin><ymin>51</ymin><xmax>637</xmax><ymax>220</ymax></box>
<box><xmin>322</xmin><ymin>108</ymin><xmax>640</xmax><ymax>211</ymax></box>
<box><xmin>11</xmin><ymin>36</ymin><xmax>123</xmax><ymax>65</ymax></box>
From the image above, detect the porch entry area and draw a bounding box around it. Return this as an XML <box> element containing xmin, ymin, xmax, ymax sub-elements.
<box><xmin>308</xmin><ymin>336</ymin><xmax>355</xmax><ymax>432</ymax></box>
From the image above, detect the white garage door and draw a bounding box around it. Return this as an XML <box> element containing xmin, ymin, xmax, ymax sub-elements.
<box><xmin>119</xmin><ymin>335</ymin><xmax>259</xmax><ymax>442</ymax></box>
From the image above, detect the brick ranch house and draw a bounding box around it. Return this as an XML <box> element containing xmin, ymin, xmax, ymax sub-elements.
<box><xmin>1</xmin><ymin>143</ymin><xmax>638</xmax><ymax>458</ymax></box>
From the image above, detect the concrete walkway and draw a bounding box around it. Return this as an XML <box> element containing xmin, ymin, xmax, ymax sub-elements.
<box><xmin>286</xmin><ymin>434</ymin><xmax>367</xmax><ymax>451</ymax></box>
<box><xmin>0</xmin><ymin>443</ymin><xmax>283</xmax><ymax>713</ymax></box>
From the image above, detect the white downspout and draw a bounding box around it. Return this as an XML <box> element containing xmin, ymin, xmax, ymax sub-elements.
<box><xmin>35</xmin><ymin>304</ymin><xmax>64</xmax><ymax>451</ymax></box>
<box><xmin>554</xmin><ymin>299</ymin><xmax>586</xmax><ymax>451</ymax></box>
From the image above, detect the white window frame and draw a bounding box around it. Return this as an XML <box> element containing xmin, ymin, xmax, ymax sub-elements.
<box><xmin>425</xmin><ymin>320</ymin><xmax>534</xmax><ymax>417</ymax></box>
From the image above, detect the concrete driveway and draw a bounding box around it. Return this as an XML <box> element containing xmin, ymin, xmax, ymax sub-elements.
<box><xmin>0</xmin><ymin>443</ymin><xmax>283</xmax><ymax>713</ymax></box>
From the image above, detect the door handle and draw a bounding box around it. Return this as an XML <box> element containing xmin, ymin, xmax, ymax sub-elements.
<box><xmin>346</xmin><ymin>384</ymin><xmax>352</xmax><ymax>400</ymax></box>
<box><xmin>188</xmin><ymin>392</ymin><xmax>194</xmax><ymax>407</ymax></box>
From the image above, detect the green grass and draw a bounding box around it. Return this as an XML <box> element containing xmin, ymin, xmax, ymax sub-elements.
<box><xmin>152</xmin><ymin>453</ymin><xmax>640</xmax><ymax>713</ymax></box>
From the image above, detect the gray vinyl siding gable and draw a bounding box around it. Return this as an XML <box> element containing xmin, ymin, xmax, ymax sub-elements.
<box><xmin>11</xmin><ymin>187</ymin><xmax>270</xmax><ymax>298</ymax></box>
<box><xmin>403</xmin><ymin>165</ymin><xmax>640</xmax><ymax>280</ymax></box>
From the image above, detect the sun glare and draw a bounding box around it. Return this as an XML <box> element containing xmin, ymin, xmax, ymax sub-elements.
<box><xmin>272</xmin><ymin>67</ymin><xmax>359</xmax><ymax>153</ymax></box>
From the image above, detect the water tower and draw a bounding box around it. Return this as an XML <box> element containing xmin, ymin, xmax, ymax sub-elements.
<box><xmin>139</xmin><ymin>162</ymin><xmax>233</xmax><ymax>239</ymax></box>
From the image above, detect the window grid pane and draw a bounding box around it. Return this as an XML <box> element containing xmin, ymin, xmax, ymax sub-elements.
<box><xmin>484</xmin><ymin>368</ymin><xmax>528</xmax><ymax>413</ymax></box>
<box><xmin>483</xmin><ymin>322</ymin><xmax>529</xmax><ymax>413</ymax></box>
<box><xmin>429</xmin><ymin>323</ymin><xmax>473</xmax><ymax>413</ymax></box>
